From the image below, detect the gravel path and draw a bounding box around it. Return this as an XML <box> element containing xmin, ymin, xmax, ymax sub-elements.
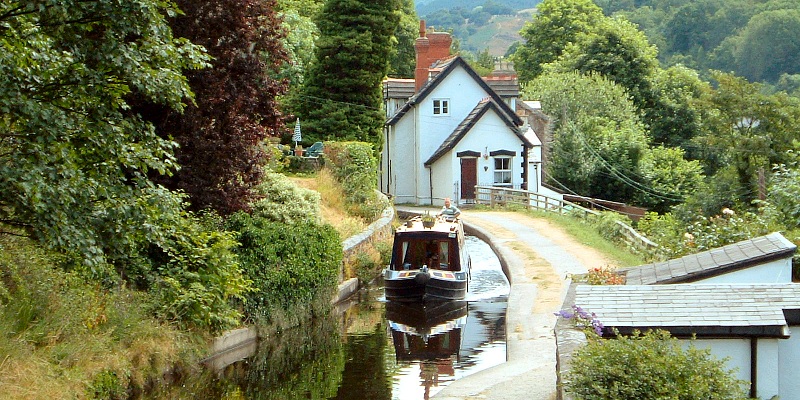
<box><xmin>426</xmin><ymin>210</ymin><xmax>616</xmax><ymax>400</ymax></box>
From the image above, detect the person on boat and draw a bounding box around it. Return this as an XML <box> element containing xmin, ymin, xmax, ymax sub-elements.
<box><xmin>439</xmin><ymin>198</ymin><xmax>461</xmax><ymax>218</ymax></box>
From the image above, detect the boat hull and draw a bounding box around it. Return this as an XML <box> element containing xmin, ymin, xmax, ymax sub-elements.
<box><xmin>384</xmin><ymin>270</ymin><xmax>468</xmax><ymax>302</ymax></box>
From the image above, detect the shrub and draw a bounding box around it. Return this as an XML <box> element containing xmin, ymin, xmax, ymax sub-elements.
<box><xmin>586</xmin><ymin>211</ymin><xmax>631</xmax><ymax>243</ymax></box>
<box><xmin>565</xmin><ymin>330</ymin><xmax>748</xmax><ymax>399</ymax></box>
<box><xmin>324</xmin><ymin>142</ymin><xmax>387</xmax><ymax>220</ymax></box>
<box><xmin>574</xmin><ymin>266</ymin><xmax>624</xmax><ymax>285</ymax></box>
<box><xmin>250</xmin><ymin>171</ymin><xmax>321</xmax><ymax>224</ymax></box>
<box><xmin>147</xmin><ymin>214</ymin><xmax>250</xmax><ymax>331</ymax></box>
<box><xmin>225</xmin><ymin>212</ymin><xmax>342</xmax><ymax>323</ymax></box>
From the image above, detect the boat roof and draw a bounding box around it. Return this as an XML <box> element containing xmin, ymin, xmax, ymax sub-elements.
<box><xmin>396</xmin><ymin>216</ymin><xmax>463</xmax><ymax>237</ymax></box>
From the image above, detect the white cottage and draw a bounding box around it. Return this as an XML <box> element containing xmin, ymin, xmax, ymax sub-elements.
<box><xmin>380</xmin><ymin>21</ymin><xmax>538</xmax><ymax>206</ymax></box>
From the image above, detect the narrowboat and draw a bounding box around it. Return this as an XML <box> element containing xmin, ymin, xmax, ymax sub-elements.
<box><xmin>383</xmin><ymin>214</ymin><xmax>471</xmax><ymax>302</ymax></box>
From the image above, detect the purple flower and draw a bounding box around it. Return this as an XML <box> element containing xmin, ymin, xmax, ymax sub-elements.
<box><xmin>554</xmin><ymin>310</ymin><xmax>574</xmax><ymax>319</ymax></box>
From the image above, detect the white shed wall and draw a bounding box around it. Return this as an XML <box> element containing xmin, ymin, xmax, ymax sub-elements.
<box><xmin>697</xmin><ymin>260</ymin><xmax>792</xmax><ymax>284</ymax></box>
<box><xmin>685</xmin><ymin>339</ymin><xmax>751</xmax><ymax>385</ymax></box>
<box><xmin>779</xmin><ymin>327</ymin><xmax>800</xmax><ymax>400</ymax></box>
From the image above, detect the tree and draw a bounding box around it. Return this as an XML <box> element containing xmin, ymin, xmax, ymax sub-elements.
<box><xmin>512</xmin><ymin>0</ymin><xmax>605</xmax><ymax>83</ymax></box>
<box><xmin>277</xmin><ymin>0</ymin><xmax>325</xmax><ymax>86</ymax></box>
<box><xmin>524</xmin><ymin>72</ymin><xmax>649</xmax><ymax>203</ymax></box>
<box><xmin>294</xmin><ymin>0</ymin><xmax>401</xmax><ymax>149</ymax></box>
<box><xmin>694</xmin><ymin>71</ymin><xmax>800</xmax><ymax>206</ymax></box>
<box><xmin>387</xmin><ymin>0</ymin><xmax>418</xmax><ymax>78</ymax></box>
<box><xmin>566</xmin><ymin>330</ymin><xmax>748</xmax><ymax>399</ymax></box>
<box><xmin>731</xmin><ymin>10</ymin><xmax>800</xmax><ymax>83</ymax></box>
<box><xmin>551</xmin><ymin>18</ymin><xmax>659</xmax><ymax>112</ymax></box>
<box><xmin>0</xmin><ymin>0</ymin><xmax>207</xmax><ymax>266</ymax></box>
<box><xmin>637</xmin><ymin>146</ymin><xmax>704</xmax><ymax>213</ymax></box>
<box><xmin>143</xmin><ymin>0</ymin><xmax>290</xmax><ymax>215</ymax></box>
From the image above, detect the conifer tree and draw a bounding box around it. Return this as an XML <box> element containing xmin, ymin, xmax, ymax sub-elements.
<box><xmin>295</xmin><ymin>0</ymin><xmax>401</xmax><ymax>149</ymax></box>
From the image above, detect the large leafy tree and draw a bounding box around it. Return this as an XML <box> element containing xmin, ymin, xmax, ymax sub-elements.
<box><xmin>278</xmin><ymin>0</ymin><xmax>325</xmax><ymax>86</ymax></box>
<box><xmin>512</xmin><ymin>0</ymin><xmax>605</xmax><ymax>83</ymax></box>
<box><xmin>694</xmin><ymin>71</ymin><xmax>800</xmax><ymax>206</ymax></box>
<box><xmin>524</xmin><ymin>72</ymin><xmax>649</xmax><ymax>203</ymax></box>
<box><xmin>0</xmin><ymin>0</ymin><xmax>207</xmax><ymax>266</ymax></box>
<box><xmin>387</xmin><ymin>0</ymin><xmax>419</xmax><ymax>79</ymax></box>
<box><xmin>729</xmin><ymin>10</ymin><xmax>800</xmax><ymax>83</ymax></box>
<box><xmin>142</xmin><ymin>0</ymin><xmax>290</xmax><ymax>215</ymax></box>
<box><xmin>294</xmin><ymin>0</ymin><xmax>401</xmax><ymax>148</ymax></box>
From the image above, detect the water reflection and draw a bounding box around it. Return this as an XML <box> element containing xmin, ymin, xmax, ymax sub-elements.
<box><xmin>145</xmin><ymin>235</ymin><xmax>507</xmax><ymax>399</ymax></box>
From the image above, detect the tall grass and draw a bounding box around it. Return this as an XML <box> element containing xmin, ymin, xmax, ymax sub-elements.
<box><xmin>0</xmin><ymin>234</ymin><xmax>206</xmax><ymax>399</ymax></box>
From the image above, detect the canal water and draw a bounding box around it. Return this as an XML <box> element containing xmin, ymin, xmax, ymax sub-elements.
<box><xmin>154</xmin><ymin>236</ymin><xmax>508</xmax><ymax>399</ymax></box>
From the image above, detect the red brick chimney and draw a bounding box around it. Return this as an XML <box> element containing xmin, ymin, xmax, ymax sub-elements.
<box><xmin>414</xmin><ymin>20</ymin><xmax>452</xmax><ymax>91</ymax></box>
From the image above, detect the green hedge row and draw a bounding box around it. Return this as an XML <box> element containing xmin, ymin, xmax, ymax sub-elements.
<box><xmin>225</xmin><ymin>212</ymin><xmax>342</xmax><ymax>322</ymax></box>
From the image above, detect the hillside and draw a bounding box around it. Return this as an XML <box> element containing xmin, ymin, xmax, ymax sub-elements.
<box><xmin>417</xmin><ymin>0</ymin><xmax>540</xmax><ymax>56</ymax></box>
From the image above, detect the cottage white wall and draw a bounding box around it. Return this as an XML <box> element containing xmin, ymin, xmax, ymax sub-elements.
<box><xmin>455</xmin><ymin>110</ymin><xmax>525</xmax><ymax>188</ymax></box>
<box><xmin>756</xmin><ymin>339</ymin><xmax>781</xmax><ymax>399</ymax></box>
<box><xmin>414</xmin><ymin>68</ymin><xmax>494</xmax><ymax>204</ymax></box>
<box><xmin>429</xmin><ymin>157</ymin><xmax>455</xmax><ymax>204</ymax></box>
<box><xmin>385</xmin><ymin>112</ymin><xmax>420</xmax><ymax>204</ymax></box>
<box><xmin>417</xmin><ymin>69</ymin><xmax>489</xmax><ymax>159</ymax></box>
<box><xmin>688</xmin><ymin>337</ymin><xmax>794</xmax><ymax>399</ymax></box>
<box><xmin>779</xmin><ymin>327</ymin><xmax>800</xmax><ymax>400</ymax></box>
<box><xmin>696</xmin><ymin>259</ymin><xmax>792</xmax><ymax>284</ymax></box>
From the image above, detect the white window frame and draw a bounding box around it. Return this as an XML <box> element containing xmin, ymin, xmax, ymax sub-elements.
<box><xmin>493</xmin><ymin>156</ymin><xmax>512</xmax><ymax>187</ymax></box>
<box><xmin>433</xmin><ymin>98</ymin><xmax>450</xmax><ymax>115</ymax></box>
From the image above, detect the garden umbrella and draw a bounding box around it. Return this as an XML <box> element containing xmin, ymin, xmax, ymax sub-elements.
<box><xmin>293</xmin><ymin>118</ymin><xmax>301</xmax><ymax>147</ymax></box>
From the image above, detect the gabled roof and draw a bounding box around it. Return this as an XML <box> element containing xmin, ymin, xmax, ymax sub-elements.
<box><xmin>575</xmin><ymin>283</ymin><xmax>800</xmax><ymax>338</ymax></box>
<box><xmin>386</xmin><ymin>56</ymin><xmax>522</xmax><ymax>127</ymax></box>
<box><xmin>424</xmin><ymin>98</ymin><xmax>533</xmax><ymax>166</ymax></box>
<box><xmin>623</xmin><ymin>232</ymin><xmax>796</xmax><ymax>285</ymax></box>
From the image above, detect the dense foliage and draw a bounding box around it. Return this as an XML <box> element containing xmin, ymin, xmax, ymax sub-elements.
<box><xmin>225</xmin><ymin>213</ymin><xmax>342</xmax><ymax>323</ymax></box>
<box><xmin>0</xmin><ymin>0</ymin><xmax>204</xmax><ymax>267</ymax></box>
<box><xmin>388</xmin><ymin>0</ymin><xmax>420</xmax><ymax>78</ymax></box>
<box><xmin>143</xmin><ymin>0</ymin><xmax>291</xmax><ymax>215</ymax></box>
<box><xmin>565</xmin><ymin>330</ymin><xmax>748</xmax><ymax>399</ymax></box>
<box><xmin>293</xmin><ymin>0</ymin><xmax>400</xmax><ymax>149</ymax></box>
<box><xmin>595</xmin><ymin>0</ymin><xmax>800</xmax><ymax>88</ymax></box>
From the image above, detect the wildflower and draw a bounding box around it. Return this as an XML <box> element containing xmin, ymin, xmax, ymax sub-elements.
<box><xmin>722</xmin><ymin>207</ymin><xmax>735</xmax><ymax>216</ymax></box>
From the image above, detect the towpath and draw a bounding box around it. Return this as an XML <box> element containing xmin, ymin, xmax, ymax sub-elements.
<box><xmin>396</xmin><ymin>208</ymin><xmax>616</xmax><ymax>400</ymax></box>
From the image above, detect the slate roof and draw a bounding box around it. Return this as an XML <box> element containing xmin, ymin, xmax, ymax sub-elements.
<box><xmin>484</xmin><ymin>77</ymin><xmax>519</xmax><ymax>98</ymax></box>
<box><xmin>574</xmin><ymin>283</ymin><xmax>800</xmax><ymax>338</ymax></box>
<box><xmin>623</xmin><ymin>232</ymin><xmax>796</xmax><ymax>285</ymax></box>
<box><xmin>383</xmin><ymin>79</ymin><xmax>415</xmax><ymax>100</ymax></box>
<box><xmin>423</xmin><ymin>98</ymin><xmax>532</xmax><ymax>166</ymax></box>
<box><xmin>385</xmin><ymin>56</ymin><xmax>522</xmax><ymax>127</ymax></box>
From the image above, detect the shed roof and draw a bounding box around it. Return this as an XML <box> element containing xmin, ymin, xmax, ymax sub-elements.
<box><xmin>623</xmin><ymin>232</ymin><xmax>796</xmax><ymax>285</ymax></box>
<box><xmin>574</xmin><ymin>283</ymin><xmax>800</xmax><ymax>338</ymax></box>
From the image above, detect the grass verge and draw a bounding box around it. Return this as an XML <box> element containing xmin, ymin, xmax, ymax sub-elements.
<box><xmin>472</xmin><ymin>204</ymin><xmax>646</xmax><ymax>268</ymax></box>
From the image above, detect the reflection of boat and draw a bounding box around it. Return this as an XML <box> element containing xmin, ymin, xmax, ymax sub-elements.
<box><xmin>384</xmin><ymin>215</ymin><xmax>471</xmax><ymax>302</ymax></box>
<box><xmin>387</xmin><ymin>301</ymin><xmax>468</xmax><ymax>400</ymax></box>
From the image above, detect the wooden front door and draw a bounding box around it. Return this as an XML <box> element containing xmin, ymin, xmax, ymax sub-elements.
<box><xmin>460</xmin><ymin>157</ymin><xmax>477</xmax><ymax>200</ymax></box>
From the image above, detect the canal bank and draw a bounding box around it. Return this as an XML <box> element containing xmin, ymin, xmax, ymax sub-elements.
<box><xmin>395</xmin><ymin>208</ymin><xmax>609</xmax><ymax>400</ymax></box>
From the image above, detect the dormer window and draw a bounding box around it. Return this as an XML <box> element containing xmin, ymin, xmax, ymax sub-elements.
<box><xmin>433</xmin><ymin>99</ymin><xmax>449</xmax><ymax>115</ymax></box>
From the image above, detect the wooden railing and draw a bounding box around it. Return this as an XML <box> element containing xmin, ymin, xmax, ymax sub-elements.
<box><xmin>474</xmin><ymin>185</ymin><xmax>658</xmax><ymax>254</ymax></box>
<box><xmin>475</xmin><ymin>186</ymin><xmax>597</xmax><ymax>216</ymax></box>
